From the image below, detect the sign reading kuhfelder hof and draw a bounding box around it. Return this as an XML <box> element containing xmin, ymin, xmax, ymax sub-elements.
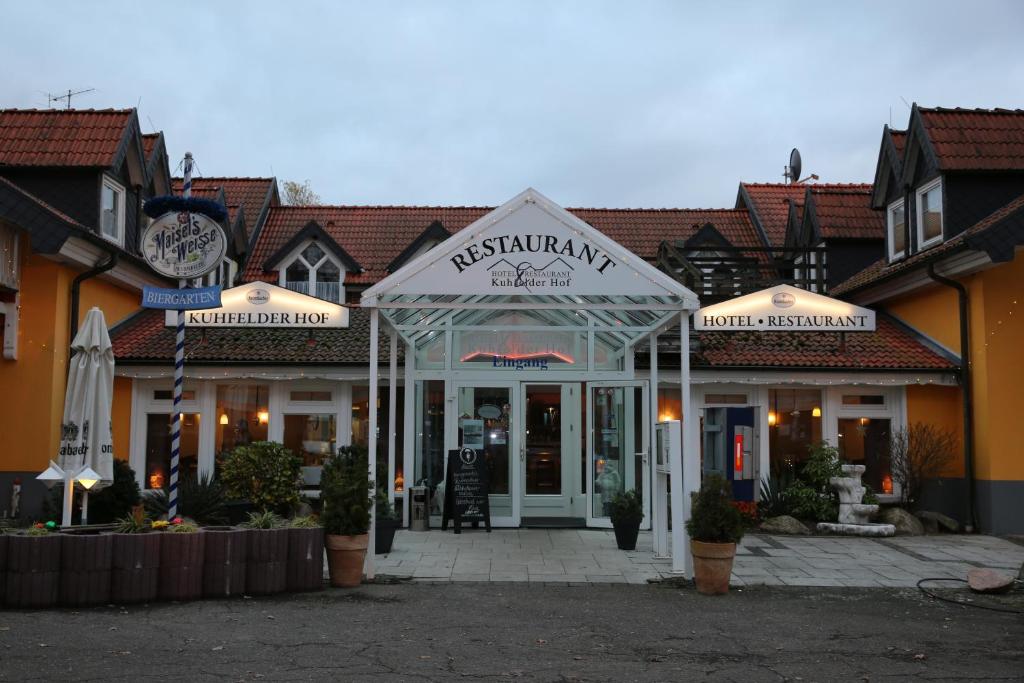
<box><xmin>163</xmin><ymin>281</ymin><xmax>349</xmax><ymax>328</ymax></box>
<box><xmin>141</xmin><ymin>211</ymin><xmax>227</xmax><ymax>279</ymax></box>
<box><xmin>694</xmin><ymin>285</ymin><xmax>876</xmax><ymax>332</ymax></box>
<box><xmin>442</xmin><ymin>448</ymin><xmax>492</xmax><ymax>534</ymax></box>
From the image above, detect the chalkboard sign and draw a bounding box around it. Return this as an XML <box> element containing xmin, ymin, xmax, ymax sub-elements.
<box><xmin>441</xmin><ymin>447</ymin><xmax>492</xmax><ymax>534</ymax></box>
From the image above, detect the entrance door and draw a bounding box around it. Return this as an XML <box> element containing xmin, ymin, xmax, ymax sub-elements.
<box><xmin>453</xmin><ymin>383</ymin><xmax>518</xmax><ymax>526</ymax></box>
<box><xmin>702</xmin><ymin>407</ymin><xmax>758</xmax><ymax>502</ymax></box>
<box><xmin>586</xmin><ymin>382</ymin><xmax>650</xmax><ymax>529</ymax></box>
<box><xmin>520</xmin><ymin>383</ymin><xmax>582</xmax><ymax>524</ymax></box>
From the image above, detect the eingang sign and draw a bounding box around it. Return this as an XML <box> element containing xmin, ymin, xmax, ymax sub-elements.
<box><xmin>165</xmin><ymin>281</ymin><xmax>349</xmax><ymax>328</ymax></box>
<box><xmin>694</xmin><ymin>285</ymin><xmax>876</xmax><ymax>332</ymax></box>
<box><xmin>142</xmin><ymin>211</ymin><xmax>228</xmax><ymax>279</ymax></box>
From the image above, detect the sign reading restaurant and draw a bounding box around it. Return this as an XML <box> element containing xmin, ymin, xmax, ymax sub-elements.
<box><xmin>165</xmin><ymin>281</ymin><xmax>349</xmax><ymax>328</ymax></box>
<box><xmin>694</xmin><ymin>285</ymin><xmax>876</xmax><ymax>332</ymax></box>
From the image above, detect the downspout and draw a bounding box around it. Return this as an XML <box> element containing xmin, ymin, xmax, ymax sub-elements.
<box><xmin>926</xmin><ymin>262</ymin><xmax>976</xmax><ymax>532</ymax></box>
<box><xmin>69</xmin><ymin>252</ymin><xmax>119</xmax><ymax>347</ymax></box>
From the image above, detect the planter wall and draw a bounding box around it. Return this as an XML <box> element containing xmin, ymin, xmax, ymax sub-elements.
<box><xmin>246</xmin><ymin>528</ymin><xmax>289</xmax><ymax>595</ymax></box>
<box><xmin>203</xmin><ymin>527</ymin><xmax>248</xmax><ymax>598</ymax></box>
<box><xmin>159</xmin><ymin>532</ymin><xmax>205</xmax><ymax>601</ymax></box>
<box><xmin>287</xmin><ymin>527</ymin><xmax>324</xmax><ymax>592</ymax></box>
<box><xmin>5</xmin><ymin>534</ymin><xmax>61</xmax><ymax>608</ymax></box>
<box><xmin>0</xmin><ymin>534</ymin><xmax>7</xmax><ymax>605</ymax></box>
<box><xmin>111</xmin><ymin>533</ymin><xmax>161</xmax><ymax>604</ymax></box>
<box><xmin>60</xmin><ymin>533</ymin><xmax>113</xmax><ymax>607</ymax></box>
<box><xmin>375</xmin><ymin>519</ymin><xmax>399</xmax><ymax>555</ymax></box>
<box><xmin>325</xmin><ymin>534</ymin><xmax>368</xmax><ymax>588</ymax></box>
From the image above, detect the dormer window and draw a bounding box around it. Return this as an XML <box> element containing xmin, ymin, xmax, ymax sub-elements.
<box><xmin>100</xmin><ymin>178</ymin><xmax>125</xmax><ymax>246</ymax></box>
<box><xmin>282</xmin><ymin>242</ymin><xmax>343</xmax><ymax>302</ymax></box>
<box><xmin>887</xmin><ymin>199</ymin><xmax>906</xmax><ymax>261</ymax></box>
<box><xmin>916</xmin><ymin>178</ymin><xmax>943</xmax><ymax>250</ymax></box>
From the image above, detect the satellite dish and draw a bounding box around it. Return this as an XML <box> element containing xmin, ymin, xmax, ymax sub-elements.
<box><xmin>787</xmin><ymin>148</ymin><xmax>802</xmax><ymax>184</ymax></box>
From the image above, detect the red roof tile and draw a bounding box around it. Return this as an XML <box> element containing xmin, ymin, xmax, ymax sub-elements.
<box><xmin>889</xmin><ymin>129</ymin><xmax>907</xmax><ymax>156</ymax></box>
<box><xmin>173</xmin><ymin>177</ymin><xmax>275</xmax><ymax>229</ymax></box>
<box><xmin>244</xmin><ymin>206</ymin><xmax>762</xmax><ymax>285</ymax></box>
<box><xmin>740</xmin><ymin>183</ymin><xmax>806</xmax><ymax>247</ymax></box>
<box><xmin>694</xmin><ymin>316</ymin><xmax>953</xmax><ymax>370</ymax></box>
<box><xmin>919</xmin><ymin>107</ymin><xmax>1024</xmax><ymax>171</ymax></box>
<box><xmin>832</xmin><ymin>192</ymin><xmax>1024</xmax><ymax>295</ymax></box>
<box><xmin>0</xmin><ymin>108</ymin><xmax>133</xmax><ymax>167</ymax></box>
<box><xmin>807</xmin><ymin>184</ymin><xmax>884</xmax><ymax>240</ymax></box>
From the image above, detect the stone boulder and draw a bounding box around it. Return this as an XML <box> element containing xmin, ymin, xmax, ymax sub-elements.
<box><xmin>967</xmin><ymin>568</ymin><xmax>1015</xmax><ymax>594</ymax></box>
<box><xmin>915</xmin><ymin>510</ymin><xmax>959</xmax><ymax>533</ymax></box>
<box><xmin>880</xmin><ymin>507</ymin><xmax>924</xmax><ymax>535</ymax></box>
<box><xmin>759</xmin><ymin>515</ymin><xmax>810</xmax><ymax>535</ymax></box>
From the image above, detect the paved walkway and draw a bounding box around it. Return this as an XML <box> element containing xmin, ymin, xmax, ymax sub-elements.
<box><xmin>376</xmin><ymin>528</ymin><xmax>1024</xmax><ymax>587</ymax></box>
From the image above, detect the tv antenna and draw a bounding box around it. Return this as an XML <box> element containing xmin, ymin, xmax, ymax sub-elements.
<box><xmin>783</xmin><ymin>148</ymin><xmax>802</xmax><ymax>184</ymax></box>
<box><xmin>48</xmin><ymin>88</ymin><xmax>95</xmax><ymax>110</ymax></box>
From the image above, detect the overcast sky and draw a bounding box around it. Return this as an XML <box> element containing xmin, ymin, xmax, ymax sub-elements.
<box><xmin>3</xmin><ymin>1</ymin><xmax>1023</xmax><ymax>208</ymax></box>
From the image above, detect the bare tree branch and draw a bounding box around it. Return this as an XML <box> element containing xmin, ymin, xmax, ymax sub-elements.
<box><xmin>888</xmin><ymin>423</ymin><xmax>957</xmax><ymax>509</ymax></box>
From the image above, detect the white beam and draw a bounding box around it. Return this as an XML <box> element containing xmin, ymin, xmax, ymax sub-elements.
<box><xmin>388</xmin><ymin>329</ymin><xmax>398</xmax><ymax>505</ymax></box>
<box><xmin>366</xmin><ymin>308</ymin><xmax>379</xmax><ymax>581</ymax></box>
<box><xmin>403</xmin><ymin>339</ymin><xmax>415</xmax><ymax>526</ymax></box>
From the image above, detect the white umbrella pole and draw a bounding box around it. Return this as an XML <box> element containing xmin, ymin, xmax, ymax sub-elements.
<box><xmin>168</xmin><ymin>153</ymin><xmax>194</xmax><ymax>519</ymax></box>
<box><xmin>62</xmin><ymin>471</ymin><xmax>73</xmax><ymax>528</ymax></box>
<box><xmin>81</xmin><ymin>491</ymin><xmax>89</xmax><ymax>525</ymax></box>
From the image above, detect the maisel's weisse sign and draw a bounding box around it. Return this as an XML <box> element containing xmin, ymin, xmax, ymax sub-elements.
<box><xmin>141</xmin><ymin>211</ymin><xmax>227</xmax><ymax>279</ymax></box>
<box><xmin>695</xmin><ymin>285</ymin><xmax>876</xmax><ymax>332</ymax></box>
<box><xmin>164</xmin><ymin>281</ymin><xmax>349</xmax><ymax>328</ymax></box>
<box><xmin>441</xmin><ymin>448</ymin><xmax>492</xmax><ymax>534</ymax></box>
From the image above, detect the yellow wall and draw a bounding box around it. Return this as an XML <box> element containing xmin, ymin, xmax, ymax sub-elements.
<box><xmin>894</xmin><ymin>257</ymin><xmax>1024</xmax><ymax>483</ymax></box>
<box><xmin>0</xmin><ymin>248</ymin><xmax>141</xmax><ymax>473</ymax></box>
<box><xmin>905</xmin><ymin>385</ymin><xmax>964</xmax><ymax>478</ymax></box>
<box><xmin>112</xmin><ymin>376</ymin><xmax>133</xmax><ymax>463</ymax></box>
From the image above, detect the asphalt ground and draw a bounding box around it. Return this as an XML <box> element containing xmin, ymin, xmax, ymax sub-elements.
<box><xmin>0</xmin><ymin>582</ymin><xmax>1022</xmax><ymax>682</ymax></box>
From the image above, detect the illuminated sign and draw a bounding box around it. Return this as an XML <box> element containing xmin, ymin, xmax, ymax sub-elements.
<box><xmin>694</xmin><ymin>285</ymin><xmax>876</xmax><ymax>332</ymax></box>
<box><xmin>165</xmin><ymin>281</ymin><xmax>349</xmax><ymax>328</ymax></box>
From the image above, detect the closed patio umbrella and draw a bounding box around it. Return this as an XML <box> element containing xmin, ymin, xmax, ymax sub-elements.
<box><xmin>56</xmin><ymin>307</ymin><xmax>115</xmax><ymax>525</ymax></box>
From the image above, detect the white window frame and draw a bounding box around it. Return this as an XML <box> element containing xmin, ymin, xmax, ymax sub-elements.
<box><xmin>278</xmin><ymin>240</ymin><xmax>346</xmax><ymax>302</ymax></box>
<box><xmin>825</xmin><ymin>386</ymin><xmax>904</xmax><ymax>503</ymax></box>
<box><xmin>100</xmin><ymin>177</ymin><xmax>126</xmax><ymax>247</ymax></box>
<box><xmin>206</xmin><ymin>257</ymin><xmax>236</xmax><ymax>289</ymax></box>
<box><xmin>915</xmin><ymin>177</ymin><xmax>944</xmax><ymax>251</ymax></box>
<box><xmin>887</xmin><ymin>198</ymin><xmax>906</xmax><ymax>261</ymax></box>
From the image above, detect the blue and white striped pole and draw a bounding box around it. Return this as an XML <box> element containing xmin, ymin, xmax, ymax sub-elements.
<box><xmin>168</xmin><ymin>152</ymin><xmax>193</xmax><ymax>519</ymax></box>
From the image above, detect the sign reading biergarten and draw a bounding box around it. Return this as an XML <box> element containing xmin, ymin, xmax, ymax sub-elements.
<box><xmin>695</xmin><ymin>285</ymin><xmax>876</xmax><ymax>332</ymax></box>
<box><xmin>141</xmin><ymin>210</ymin><xmax>227</xmax><ymax>279</ymax></box>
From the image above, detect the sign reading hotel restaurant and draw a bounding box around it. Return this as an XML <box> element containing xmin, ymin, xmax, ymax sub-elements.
<box><xmin>165</xmin><ymin>281</ymin><xmax>349</xmax><ymax>328</ymax></box>
<box><xmin>142</xmin><ymin>284</ymin><xmax>222</xmax><ymax>310</ymax></box>
<box><xmin>695</xmin><ymin>285</ymin><xmax>876</xmax><ymax>332</ymax></box>
<box><xmin>141</xmin><ymin>211</ymin><xmax>227</xmax><ymax>279</ymax></box>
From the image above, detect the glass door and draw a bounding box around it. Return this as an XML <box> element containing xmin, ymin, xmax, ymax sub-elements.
<box><xmin>586</xmin><ymin>382</ymin><xmax>650</xmax><ymax>529</ymax></box>
<box><xmin>452</xmin><ymin>382</ymin><xmax>519</xmax><ymax>525</ymax></box>
<box><xmin>520</xmin><ymin>383</ymin><xmax>582</xmax><ymax>522</ymax></box>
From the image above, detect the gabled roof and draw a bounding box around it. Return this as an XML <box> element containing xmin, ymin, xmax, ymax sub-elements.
<box><xmin>261</xmin><ymin>220</ymin><xmax>363</xmax><ymax>273</ymax></box>
<box><xmin>684</xmin><ymin>222</ymin><xmax>734</xmax><ymax>249</ymax></box>
<box><xmin>386</xmin><ymin>220</ymin><xmax>450</xmax><ymax>272</ymax></box>
<box><xmin>141</xmin><ymin>133</ymin><xmax>160</xmax><ymax>159</ymax></box>
<box><xmin>871</xmin><ymin>126</ymin><xmax>907</xmax><ymax>209</ymax></box>
<box><xmin>918</xmin><ymin>107</ymin><xmax>1024</xmax><ymax>171</ymax></box>
<box><xmin>797</xmin><ymin>184</ymin><xmax>883</xmax><ymax>243</ymax></box>
<box><xmin>832</xmin><ymin>192</ymin><xmax>1024</xmax><ymax>296</ymax></box>
<box><xmin>244</xmin><ymin>205</ymin><xmax>762</xmax><ymax>286</ymax></box>
<box><xmin>0</xmin><ymin>108</ymin><xmax>136</xmax><ymax>168</ymax></box>
<box><xmin>172</xmin><ymin>177</ymin><xmax>277</xmax><ymax>236</ymax></box>
<box><xmin>737</xmin><ymin>183</ymin><xmax>806</xmax><ymax>247</ymax></box>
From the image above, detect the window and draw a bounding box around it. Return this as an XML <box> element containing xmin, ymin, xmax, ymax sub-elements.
<box><xmin>704</xmin><ymin>393</ymin><xmax>748</xmax><ymax>405</ymax></box>
<box><xmin>916</xmin><ymin>178</ymin><xmax>943</xmax><ymax>249</ymax></box>
<box><xmin>153</xmin><ymin>389</ymin><xmax>196</xmax><ymax>401</ymax></box>
<box><xmin>206</xmin><ymin>259</ymin><xmax>235</xmax><ymax>289</ymax></box>
<box><xmin>144</xmin><ymin>413</ymin><xmax>200</xmax><ymax>489</ymax></box>
<box><xmin>215</xmin><ymin>384</ymin><xmax>269</xmax><ymax>455</ymax></box>
<box><xmin>838</xmin><ymin>418</ymin><xmax>893</xmax><ymax>495</ymax></box>
<box><xmin>768</xmin><ymin>389</ymin><xmax>823</xmax><ymax>476</ymax></box>
<box><xmin>887</xmin><ymin>199</ymin><xmax>906</xmax><ymax>260</ymax></box>
<box><xmin>281</xmin><ymin>241</ymin><xmax>343</xmax><ymax>302</ymax></box>
<box><xmin>100</xmin><ymin>178</ymin><xmax>125</xmax><ymax>245</ymax></box>
<box><xmin>290</xmin><ymin>390</ymin><xmax>333</xmax><ymax>402</ymax></box>
<box><xmin>842</xmin><ymin>394</ymin><xmax>885</xmax><ymax>406</ymax></box>
<box><xmin>283</xmin><ymin>413</ymin><xmax>336</xmax><ymax>466</ymax></box>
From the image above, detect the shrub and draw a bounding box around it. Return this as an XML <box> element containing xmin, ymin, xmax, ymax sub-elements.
<box><xmin>610</xmin><ymin>490</ymin><xmax>644</xmax><ymax>525</ymax></box>
<box><xmin>685</xmin><ymin>474</ymin><xmax>745</xmax><ymax>544</ymax></box>
<box><xmin>321</xmin><ymin>445</ymin><xmax>372</xmax><ymax>536</ymax></box>
<box><xmin>888</xmin><ymin>423</ymin><xmax>957</xmax><ymax>510</ymax></box>
<box><xmin>220</xmin><ymin>441</ymin><xmax>302</xmax><ymax>515</ymax></box>
<box><xmin>289</xmin><ymin>514</ymin><xmax>321</xmax><ymax>528</ymax></box>
<box><xmin>143</xmin><ymin>472</ymin><xmax>228</xmax><ymax>525</ymax></box>
<box><xmin>242</xmin><ymin>510</ymin><xmax>284</xmax><ymax>529</ymax></box>
<box><xmin>782</xmin><ymin>480</ymin><xmax>835</xmax><ymax>521</ymax></box>
<box><xmin>732</xmin><ymin>500</ymin><xmax>759</xmax><ymax>526</ymax></box>
<box><xmin>757</xmin><ymin>473</ymin><xmax>791</xmax><ymax>519</ymax></box>
<box><xmin>114</xmin><ymin>506</ymin><xmax>151</xmax><ymax>534</ymax></box>
<box><xmin>88</xmin><ymin>459</ymin><xmax>141</xmax><ymax>523</ymax></box>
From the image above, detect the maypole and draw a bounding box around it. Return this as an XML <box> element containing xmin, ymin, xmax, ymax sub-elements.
<box><xmin>168</xmin><ymin>152</ymin><xmax>194</xmax><ymax>519</ymax></box>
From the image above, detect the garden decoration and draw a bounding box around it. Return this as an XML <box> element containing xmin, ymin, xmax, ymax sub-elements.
<box><xmin>140</xmin><ymin>154</ymin><xmax>228</xmax><ymax>519</ymax></box>
<box><xmin>816</xmin><ymin>465</ymin><xmax>896</xmax><ymax>537</ymax></box>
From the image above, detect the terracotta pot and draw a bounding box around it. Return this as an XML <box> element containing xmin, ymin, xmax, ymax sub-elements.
<box><xmin>202</xmin><ymin>527</ymin><xmax>248</xmax><ymax>598</ymax></box>
<box><xmin>612</xmin><ymin>516</ymin><xmax>642</xmax><ymax>551</ymax></box>
<box><xmin>287</xmin><ymin>526</ymin><xmax>324</xmax><ymax>592</ymax></box>
<box><xmin>325</xmin><ymin>534</ymin><xmax>368</xmax><ymax>588</ymax></box>
<box><xmin>60</xmin><ymin>532</ymin><xmax>113</xmax><ymax>607</ymax></box>
<box><xmin>246</xmin><ymin>528</ymin><xmax>289</xmax><ymax>595</ymax></box>
<box><xmin>375</xmin><ymin>518</ymin><xmax>399</xmax><ymax>555</ymax></box>
<box><xmin>690</xmin><ymin>540</ymin><xmax>736</xmax><ymax>595</ymax></box>
<box><xmin>5</xmin><ymin>534</ymin><xmax>61</xmax><ymax>608</ymax></box>
<box><xmin>159</xmin><ymin>531</ymin><xmax>205</xmax><ymax>601</ymax></box>
<box><xmin>111</xmin><ymin>533</ymin><xmax>161</xmax><ymax>604</ymax></box>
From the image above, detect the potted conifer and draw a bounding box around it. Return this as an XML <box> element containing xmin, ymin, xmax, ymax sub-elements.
<box><xmin>610</xmin><ymin>490</ymin><xmax>644</xmax><ymax>550</ymax></box>
<box><xmin>322</xmin><ymin>446</ymin><xmax>372</xmax><ymax>587</ymax></box>
<box><xmin>685</xmin><ymin>474</ymin><xmax>745</xmax><ymax>595</ymax></box>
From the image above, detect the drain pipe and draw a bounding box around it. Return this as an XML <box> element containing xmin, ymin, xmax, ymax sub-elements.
<box><xmin>69</xmin><ymin>252</ymin><xmax>119</xmax><ymax>347</ymax></box>
<box><xmin>926</xmin><ymin>262</ymin><xmax>976</xmax><ymax>532</ymax></box>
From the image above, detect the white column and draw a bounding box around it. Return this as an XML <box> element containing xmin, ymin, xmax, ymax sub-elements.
<box><xmin>403</xmin><ymin>340</ymin><xmax>415</xmax><ymax>526</ymax></box>
<box><xmin>388</xmin><ymin>330</ymin><xmax>398</xmax><ymax>504</ymax></box>
<box><xmin>673</xmin><ymin>312</ymin><xmax>697</xmax><ymax>575</ymax></box>
<box><xmin>366</xmin><ymin>308</ymin><xmax>379</xmax><ymax>581</ymax></box>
